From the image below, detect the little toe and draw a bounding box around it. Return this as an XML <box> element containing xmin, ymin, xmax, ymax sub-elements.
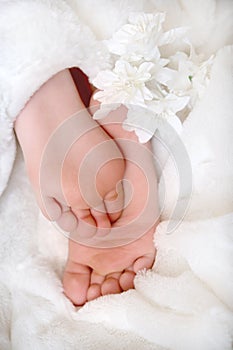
<box><xmin>39</xmin><ymin>196</ymin><xmax>62</xmax><ymax>221</ymax></box>
<box><xmin>87</xmin><ymin>283</ymin><xmax>102</xmax><ymax>301</ymax></box>
<box><xmin>101</xmin><ymin>276</ymin><xmax>122</xmax><ymax>296</ymax></box>
<box><xmin>72</xmin><ymin>209</ymin><xmax>97</xmax><ymax>238</ymax></box>
<box><xmin>87</xmin><ymin>271</ymin><xmax>105</xmax><ymax>302</ymax></box>
<box><xmin>56</xmin><ymin>209</ymin><xmax>78</xmax><ymax>232</ymax></box>
<box><xmin>119</xmin><ymin>270</ymin><xmax>135</xmax><ymax>291</ymax></box>
<box><xmin>63</xmin><ymin>263</ymin><xmax>91</xmax><ymax>306</ymax></box>
<box><xmin>104</xmin><ymin>184</ymin><xmax>124</xmax><ymax>223</ymax></box>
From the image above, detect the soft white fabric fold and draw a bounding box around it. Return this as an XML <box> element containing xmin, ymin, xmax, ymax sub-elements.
<box><xmin>0</xmin><ymin>1</ymin><xmax>232</xmax><ymax>349</ymax></box>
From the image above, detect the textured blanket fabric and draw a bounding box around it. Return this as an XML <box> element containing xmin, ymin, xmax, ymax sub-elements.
<box><xmin>0</xmin><ymin>1</ymin><xmax>233</xmax><ymax>349</ymax></box>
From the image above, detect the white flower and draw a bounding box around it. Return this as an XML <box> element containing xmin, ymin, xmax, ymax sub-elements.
<box><xmin>107</xmin><ymin>12</ymin><xmax>187</xmax><ymax>62</ymax></box>
<box><xmin>150</xmin><ymin>93</ymin><xmax>189</xmax><ymax>116</ymax></box>
<box><xmin>93</xmin><ymin>60</ymin><xmax>154</xmax><ymax>112</ymax></box>
<box><xmin>191</xmin><ymin>55</ymin><xmax>214</xmax><ymax>100</ymax></box>
<box><xmin>145</xmin><ymin>48</ymin><xmax>172</xmax><ymax>88</ymax></box>
<box><xmin>91</xmin><ymin>11</ymin><xmax>212</xmax><ymax>143</ymax></box>
<box><xmin>167</xmin><ymin>51</ymin><xmax>214</xmax><ymax>105</ymax></box>
<box><xmin>123</xmin><ymin>106</ymin><xmax>158</xmax><ymax>143</ymax></box>
<box><xmin>123</xmin><ymin>94</ymin><xmax>189</xmax><ymax>143</ymax></box>
<box><xmin>166</xmin><ymin>52</ymin><xmax>194</xmax><ymax>92</ymax></box>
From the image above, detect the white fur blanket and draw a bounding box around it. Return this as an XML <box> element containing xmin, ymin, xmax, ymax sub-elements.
<box><xmin>0</xmin><ymin>44</ymin><xmax>232</xmax><ymax>349</ymax></box>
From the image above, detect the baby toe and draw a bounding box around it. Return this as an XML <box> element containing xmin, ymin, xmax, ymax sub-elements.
<box><xmin>87</xmin><ymin>283</ymin><xmax>102</xmax><ymax>301</ymax></box>
<box><xmin>104</xmin><ymin>184</ymin><xmax>124</xmax><ymax>223</ymax></box>
<box><xmin>39</xmin><ymin>196</ymin><xmax>62</xmax><ymax>221</ymax></box>
<box><xmin>133</xmin><ymin>254</ymin><xmax>155</xmax><ymax>274</ymax></box>
<box><xmin>101</xmin><ymin>275</ymin><xmax>122</xmax><ymax>296</ymax></box>
<box><xmin>119</xmin><ymin>270</ymin><xmax>135</xmax><ymax>291</ymax></box>
<box><xmin>56</xmin><ymin>209</ymin><xmax>78</xmax><ymax>232</ymax></box>
<box><xmin>63</xmin><ymin>263</ymin><xmax>91</xmax><ymax>306</ymax></box>
<box><xmin>72</xmin><ymin>209</ymin><xmax>97</xmax><ymax>239</ymax></box>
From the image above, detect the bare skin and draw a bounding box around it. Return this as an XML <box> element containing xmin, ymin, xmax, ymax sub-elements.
<box><xmin>15</xmin><ymin>69</ymin><xmax>159</xmax><ymax>305</ymax></box>
<box><xmin>62</xmin><ymin>99</ymin><xmax>160</xmax><ymax>305</ymax></box>
<box><xmin>14</xmin><ymin>69</ymin><xmax>125</xmax><ymax>234</ymax></box>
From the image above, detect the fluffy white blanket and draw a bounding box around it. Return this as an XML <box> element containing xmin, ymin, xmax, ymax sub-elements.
<box><xmin>0</xmin><ymin>2</ymin><xmax>233</xmax><ymax>350</ymax></box>
<box><xmin>0</xmin><ymin>45</ymin><xmax>232</xmax><ymax>350</ymax></box>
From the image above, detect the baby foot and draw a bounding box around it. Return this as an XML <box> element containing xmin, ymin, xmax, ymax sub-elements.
<box><xmin>63</xmin><ymin>224</ymin><xmax>156</xmax><ymax>305</ymax></box>
<box><xmin>14</xmin><ymin>69</ymin><xmax>125</xmax><ymax>235</ymax></box>
<box><xmin>63</xmin><ymin>101</ymin><xmax>160</xmax><ymax>305</ymax></box>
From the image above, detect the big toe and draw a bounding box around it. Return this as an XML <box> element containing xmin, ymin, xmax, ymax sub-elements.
<box><xmin>63</xmin><ymin>262</ymin><xmax>91</xmax><ymax>306</ymax></box>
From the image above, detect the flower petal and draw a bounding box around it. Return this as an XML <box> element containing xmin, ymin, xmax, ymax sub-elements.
<box><xmin>123</xmin><ymin>106</ymin><xmax>159</xmax><ymax>143</ymax></box>
<box><xmin>93</xmin><ymin>71</ymin><xmax>116</xmax><ymax>89</ymax></box>
<box><xmin>156</xmin><ymin>67</ymin><xmax>176</xmax><ymax>85</ymax></box>
<box><xmin>165</xmin><ymin>94</ymin><xmax>190</xmax><ymax>113</ymax></box>
<box><xmin>167</xmin><ymin>115</ymin><xmax>183</xmax><ymax>135</ymax></box>
<box><xmin>159</xmin><ymin>27</ymin><xmax>188</xmax><ymax>46</ymax></box>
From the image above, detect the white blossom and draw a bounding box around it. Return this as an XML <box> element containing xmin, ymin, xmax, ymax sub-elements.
<box><xmin>93</xmin><ymin>60</ymin><xmax>154</xmax><ymax>108</ymax></box>
<box><xmin>107</xmin><ymin>12</ymin><xmax>187</xmax><ymax>62</ymax></box>
<box><xmin>92</xmin><ymin>11</ymin><xmax>214</xmax><ymax>143</ymax></box>
<box><xmin>191</xmin><ymin>55</ymin><xmax>214</xmax><ymax>100</ymax></box>
<box><xmin>123</xmin><ymin>94</ymin><xmax>189</xmax><ymax>143</ymax></box>
<box><xmin>167</xmin><ymin>51</ymin><xmax>214</xmax><ymax>105</ymax></box>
